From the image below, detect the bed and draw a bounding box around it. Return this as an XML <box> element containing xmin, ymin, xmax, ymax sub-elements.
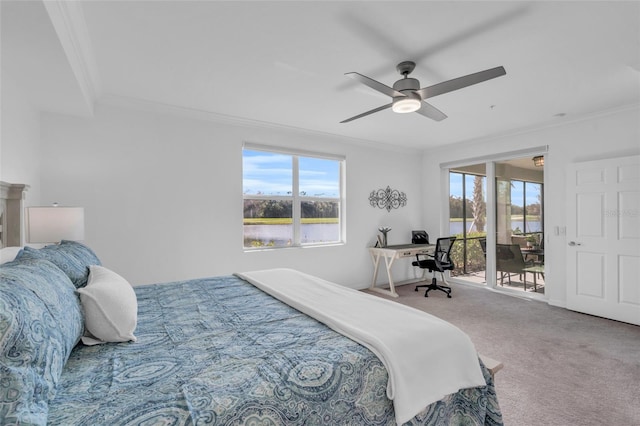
<box><xmin>1</xmin><ymin>241</ymin><xmax>502</xmax><ymax>425</ymax></box>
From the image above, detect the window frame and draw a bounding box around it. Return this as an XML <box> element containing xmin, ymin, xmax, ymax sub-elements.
<box><xmin>242</xmin><ymin>143</ymin><xmax>345</xmax><ymax>250</ymax></box>
<box><xmin>508</xmin><ymin>178</ymin><xmax>544</xmax><ymax>234</ymax></box>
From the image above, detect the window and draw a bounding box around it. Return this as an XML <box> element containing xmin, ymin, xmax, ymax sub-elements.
<box><xmin>242</xmin><ymin>145</ymin><xmax>343</xmax><ymax>249</ymax></box>
<box><xmin>510</xmin><ymin>180</ymin><xmax>543</xmax><ymax>234</ymax></box>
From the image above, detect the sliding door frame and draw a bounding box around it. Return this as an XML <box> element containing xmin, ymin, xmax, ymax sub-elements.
<box><xmin>440</xmin><ymin>146</ymin><xmax>548</xmax><ymax>291</ymax></box>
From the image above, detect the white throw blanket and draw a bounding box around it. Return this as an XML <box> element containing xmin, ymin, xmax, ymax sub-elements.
<box><xmin>235</xmin><ymin>268</ymin><xmax>486</xmax><ymax>425</ymax></box>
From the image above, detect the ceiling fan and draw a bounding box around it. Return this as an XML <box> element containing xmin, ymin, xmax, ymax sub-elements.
<box><xmin>340</xmin><ymin>61</ymin><xmax>506</xmax><ymax>123</ymax></box>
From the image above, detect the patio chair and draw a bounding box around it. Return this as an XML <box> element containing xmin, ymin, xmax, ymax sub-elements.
<box><xmin>496</xmin><ymin>243</ymin><xmax>544</xmax><ymax>292</ymax></box>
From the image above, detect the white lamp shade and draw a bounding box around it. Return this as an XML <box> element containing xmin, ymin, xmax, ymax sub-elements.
<box><xmin>26</xmin><ymin>206</ymin><xmax>85</xmax><ymax>243</ymax></box>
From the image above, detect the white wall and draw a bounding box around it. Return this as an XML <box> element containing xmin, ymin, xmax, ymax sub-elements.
<box><xmin>40</xmin><ymin>103</ymin><xmax>426</xmax><ymax>287</ymax></box>
<box><xmin>13</xmin><ymin>85</ymin><xmax>639</xmax><ymax>304</ymax></box>
<box><xmin>0</xmin><ymin>74</ymin><xmax>42</xmax><ymax>206</ymax></box>
<box><xmin>421</xmin><ymin>106</ymin><xmax>640</xmax><ymax>307</ymax></box>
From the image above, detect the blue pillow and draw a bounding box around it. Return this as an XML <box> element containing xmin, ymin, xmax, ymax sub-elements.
<box><xmin>0</xmin><ymin>258</ymin><xmax>84</xmax><ymax>425</ymax></box>
<box><xmin>16</xmin><ymin>240</ymin><xmax>101</xmax><ymax>288</ymax></box>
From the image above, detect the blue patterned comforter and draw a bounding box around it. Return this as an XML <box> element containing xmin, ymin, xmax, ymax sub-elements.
<box><xmin>48</xmin><ymin>275</ymin><xmax>502</xmax><ymax>425</ymax></box>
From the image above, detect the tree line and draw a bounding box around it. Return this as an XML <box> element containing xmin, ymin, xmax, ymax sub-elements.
<box><xmin>244</xmin><ymin>199</ymin><xmax>338</xmax><ymax>218</ymax></box>
<box><xmin>450</xmin><ymin>196</ymin><xmax>541</xmax><ymax>218</ymax></box>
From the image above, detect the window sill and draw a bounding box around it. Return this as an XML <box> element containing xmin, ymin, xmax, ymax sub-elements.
<box><xmin>243</xmin><ymin>242</ymin><xmax>345</xmax><ymax>252</ymax></box>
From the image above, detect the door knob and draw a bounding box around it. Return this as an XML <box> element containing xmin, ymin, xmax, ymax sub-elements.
<box><xmin>568</xmin><ymin>241</ymin><xmax>582</xmax><ymax>246</ymax></box>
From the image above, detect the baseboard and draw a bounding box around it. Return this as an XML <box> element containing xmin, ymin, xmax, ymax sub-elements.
<box><xmin>547</xmin><ymin>298</ymin><xmax>567</xmax><ymax>308</ymax></box>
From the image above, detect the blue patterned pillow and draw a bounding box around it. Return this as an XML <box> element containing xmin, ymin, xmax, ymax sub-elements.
<box><xmin>0</xmin><ymin>258</ymin><xmax>84</xmax><ymax>425</ymax></box>
<box><xmin>17</xmin><ymin>240</ymin><xmax>101</xmax><ymax>288</ymax></box>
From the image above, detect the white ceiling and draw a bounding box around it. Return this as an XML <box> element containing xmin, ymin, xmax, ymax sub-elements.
<box><xmin>3</xmin><ymin>1</ymin><xmax>640</xmax><ymax>151</ymax></box>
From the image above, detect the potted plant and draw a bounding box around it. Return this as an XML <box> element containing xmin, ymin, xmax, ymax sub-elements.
<box><xmin>526</xmin><ymin>234</ymin><xmax>538</xmax><ymax>249</ymax></box>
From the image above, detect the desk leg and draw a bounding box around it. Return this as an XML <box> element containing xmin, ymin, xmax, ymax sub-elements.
<box><xmin>368</xmin><ymin>251</ymin><xmax>399</xmax><ymax>298</ymax></box>
<box><xmin>370</xmin><ymin>251</ymin><xmax>381</xmax><ymax>289</ymax></box>
<box><xmin>383</xmin><ymin>255</ymin><xmax>399</xmax><ymax>297</ymax></box>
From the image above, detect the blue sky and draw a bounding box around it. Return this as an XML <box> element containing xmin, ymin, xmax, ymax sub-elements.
<box><xmin>243</xmin><ymin>150</ymin><xmax>340</xmax><ymax>197</ymax></box>
<box><xmin>243</xmin><ymin>153</ymin><xmax>541</xmax><ymax>204</ymax></box>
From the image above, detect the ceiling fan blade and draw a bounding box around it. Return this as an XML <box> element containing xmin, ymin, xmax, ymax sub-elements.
<box><xmin>345</xmin><ymin>72</ymin><xmax>405</xmax><ymax>98</ymax></box>
<box><xmin>415</xmin><ymin>66</ymin><xmax>506</xmax><ymax>100</ymax></box>
<box><xmin>340</xmin><ymin>103</ymin><xmax>392</xmax><ymax>123</ymax></box>
<box><xmin>415</xmin><ymin>101</ymin><xmax>448</xmax><ymax>121</ymax></box>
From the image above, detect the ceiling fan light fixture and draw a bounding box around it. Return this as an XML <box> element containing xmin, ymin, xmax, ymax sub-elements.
<box><xmin>392</xmin><ymin>97</ymin><xmax>421</xmax><ymax>113</ymax></box>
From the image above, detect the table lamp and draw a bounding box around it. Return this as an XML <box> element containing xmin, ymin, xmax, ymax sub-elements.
<box><xmin>26</xmin><ymin>204</ymin><xmax>85</xmax><ymax>243</ymax></box>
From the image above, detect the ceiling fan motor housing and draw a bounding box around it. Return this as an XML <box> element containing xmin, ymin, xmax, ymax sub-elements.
<box><xmin>393</xmin><ymin>77</ymin><xmax>420</xmax><ymax>94</ymax></box>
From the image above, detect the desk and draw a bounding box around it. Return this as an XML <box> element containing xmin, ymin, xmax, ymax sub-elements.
<box><xmin>369</xmin><ymin>244</ymin><xmax>435</xmax><ymax>297</ymax></box>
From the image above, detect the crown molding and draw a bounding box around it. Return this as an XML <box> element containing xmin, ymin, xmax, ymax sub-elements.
<box><xmin>42</xmin><ymin>0</ymin><xmax>101</xmax><ymax>115</ymax></box>
<box><xmin>429</xmin><ymin>102</ymin><xmax>640</xmax><ymax>155</ymax></box>
<box><xmin>98</xmin><ymin>94</ymin><xmax>422</xmax><ymax>155</ymax></box>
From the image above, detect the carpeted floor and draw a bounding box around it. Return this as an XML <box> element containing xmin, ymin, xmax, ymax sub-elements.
<box><xmin>364</xmin><ymin>282</ymin><xmax>640</xmax><ymax>426</ymax></box>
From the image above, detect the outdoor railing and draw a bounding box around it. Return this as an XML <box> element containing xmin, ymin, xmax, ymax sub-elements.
<box><xmin>450</xmin><ymin>233</ymin><xmax>486</xmax><ymax>276</ymax></box>
<box><xmin>450</xmin><ymin>232</ymin><xmax>544</xmax><ymax>277</ymax></box>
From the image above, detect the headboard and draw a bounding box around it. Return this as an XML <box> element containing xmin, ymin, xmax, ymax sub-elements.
<box><xmin>0</xmin><ymin>181</ymin><xmax>29</xmax><ymax>248</ymax></box>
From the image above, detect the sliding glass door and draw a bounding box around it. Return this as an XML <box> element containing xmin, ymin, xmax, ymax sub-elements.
<box><xmin>495</xmin><ymin>159</ymin><xmax>544</xmax><ymax>293</ymax></box>
<box><xmin>448</xmin><ymin>155</ymin><xmax>545</xmax><ymax>295</ymax></box>
<box><xmin>449</xmin><ymin>167</ymin><xmax>487</xmax><ymax>281</ymax></box>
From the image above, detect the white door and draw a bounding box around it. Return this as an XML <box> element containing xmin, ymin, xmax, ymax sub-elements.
<box><xmin>566</xmin><ymin>155</ymin><xmax>640</xmax><ymax>325</ymax></box>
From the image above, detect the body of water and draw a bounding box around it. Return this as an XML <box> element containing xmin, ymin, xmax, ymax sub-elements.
<box><xmin>244</xmin><ymin>223</ymin><xmax>340</xmax><ymax>247</ymax></box>
<box><xmin>450</xmin><ymin>220</ymin><xmax>542</xmax><ymax>235</ymax></box>
<box><xmin>244</xmin><ymin>221</ymin><xmax>540</xmax><ymax>247</ymax></box>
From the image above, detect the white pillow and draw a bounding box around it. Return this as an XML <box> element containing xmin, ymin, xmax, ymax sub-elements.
<box><xmin>77</xmin><ymin>265</ymin><xmax>137</xmax><ymax>345</ymax></box>
<box><xmin>0</xmin><ymin>246</ymin><xmax>23</xmax><ymax>264</ymax></box>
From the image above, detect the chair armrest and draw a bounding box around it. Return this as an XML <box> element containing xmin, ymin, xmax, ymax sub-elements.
<box><xmin>415</xmin><ymin>253</ymin><xmax>434</xmax><ymax>261</ymax></box>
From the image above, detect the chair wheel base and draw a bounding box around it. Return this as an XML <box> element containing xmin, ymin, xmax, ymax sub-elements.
<box><xmin>415</xmin><ymin>279</ymin><xmax>452</xmax><ymax>299</ymax></box>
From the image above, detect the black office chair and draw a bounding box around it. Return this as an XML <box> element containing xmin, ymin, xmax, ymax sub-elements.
<box><xmin>413</xmin><ymin>237</ymin><xmax>456</xmax><ymax>298</ymax></box>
